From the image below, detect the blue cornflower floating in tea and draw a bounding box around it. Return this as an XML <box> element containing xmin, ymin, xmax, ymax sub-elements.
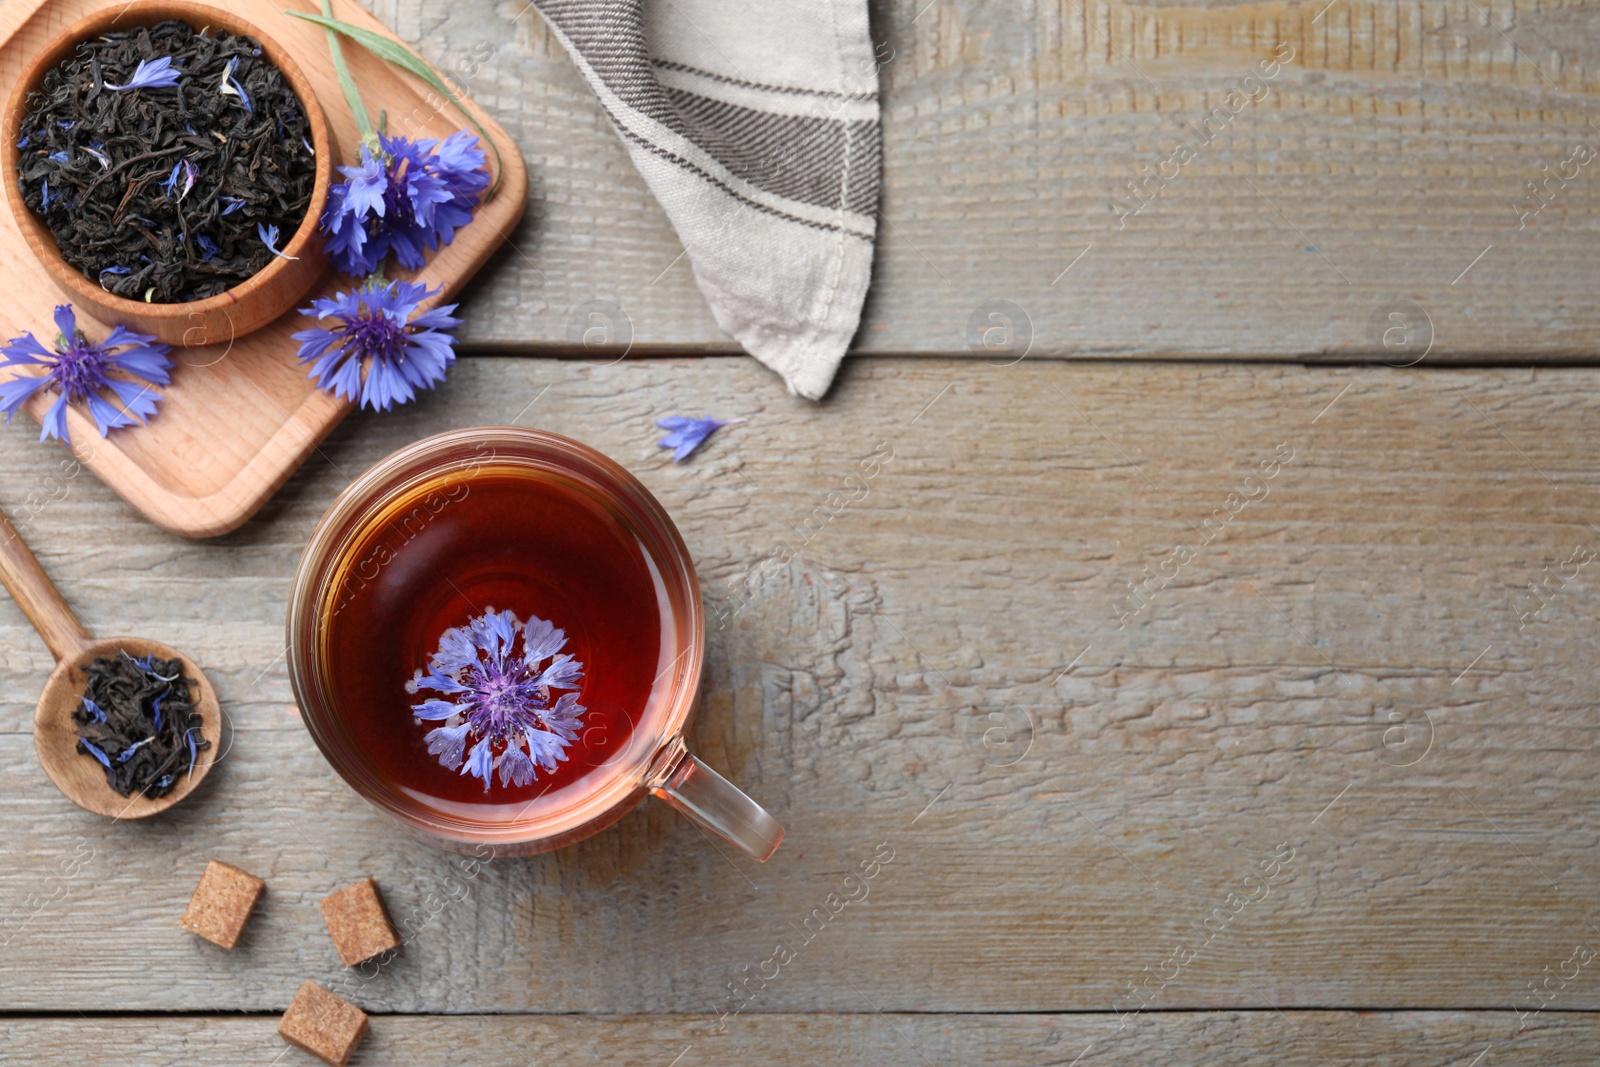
<box><xmin>72</xmin><ymin>651</ymin><xmax>207</xmax><ymax>799</ymax></box>
<box><xmin>656</xmin><ymin>414</ymin><xmax>743</xmax><ymax>462</ymax></box>
<box><xmin>104</xmin><ymin>55</ymin><xmax>182</xmax><ymax>92</ymax></box>
<box><xmin>406</xmin><ymin>608</ymin><xmax>588</xmax><ymax>790</ymax></box>
<box><xmin>291</xmin><ymin>280</ymin><xmax>460</xmax><ymax>411</ymax></box>
<box><xmin>319</xmin><ymin>131</ymin><xmax>490</xmax><ymax>277</ymax></box>
<box><xmin>0</xmin><ymin>304</ymin><xmax>172</xmax><ymax>445</ymax></box>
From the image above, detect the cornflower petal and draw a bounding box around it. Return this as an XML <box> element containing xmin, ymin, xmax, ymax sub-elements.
<box><xmin>433</xmin><ymin>624</ymin><xmax>482</xmax><ymax>676</ymax></box>
<box><xmin>537</xmin><ymin>653</ymin><xmax>583</xmax><ymax>691</ymax></box>
<box><xmin>218</xmin><ymin>57</ymin><xmax>251</xmax><ymax>112</ymax></box>
<box><xmin>40</xmin><ymin>392</ymin><xmax>69</xmax><ymax>442</ymax></box>
<box><xmin>425</xmin><ymin>721</ymin><xmax>472</xmax><ymax>770</ymax></box>
<box><xmin>524</xmin><ymin>728</ymin><xmax>569</xmax><ymax>773</ymax></box>
<box><xmin>413</xmin><ymin>698</ymin><xmax>465</xmax><ymax>721</ymax></box>
<box><xmin>498</xmin><ymin>745</ymin><xmax>536</xmax><ymax>788</ymax></box>
<box><xmin>105</xmin><ymin>56</ymin><xmax>181</xmax><ymax>91</ymax></box>
<box><xmin>52</xmin><ymin>304</ymin><xmax>76</xmax><ymax>341</ymax></box>
<box><xmin>258</xmin><ymin>222</ymin><xmax>298</xmax><ymax>260</ymax></box>
<box><xmin>84</xmin><ymin>389</ymin><xmax>138</xmax><ymax>436</ymax></box>
<box><xmin>655</xmin><ymin>414</ymin><xmax>741</xmax><ymax>463</ymax></box>
<box><xmin>0</xmin><ymin>373</ymin><xmax>52</xmax><ymax>418</ymax></box>
<box><xmin>1</xmin><ymin>330</ymin><xmax>55</xmax><ymax>365</ymax></box>
<box><xmin>115</xmin><ymin>736</ymin><xmax>154</xmax><ymax>763</ymax></box>
<box><xmin>521</xmin><ymin>617</ymin><xmax>565</xmax><ymax>663</ymax></box>
<box><xmin>105</xmin><ymin>378</ymin><xmax>161</xmax><ymax>423</ymax></box>
<box><xmin>462</xmin><ymin>737</ymin><xmax>495</xmax><ymax>787</ymax></box>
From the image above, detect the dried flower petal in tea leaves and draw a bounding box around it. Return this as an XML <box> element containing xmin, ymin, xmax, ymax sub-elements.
<box><xmin>15</xmin><ymin>20</ymin><xmax>316</xmax><ymax>302</ymax></box>
<box><xmin>72</xmin><ymin>651</ymin><xmax>208</xmax><ymax>798</ymax></box>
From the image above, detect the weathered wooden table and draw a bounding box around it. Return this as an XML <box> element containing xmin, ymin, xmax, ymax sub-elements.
<box><xmin>4</xmin><ymin>0</ymin><xmax>1600</xmax><ymax>1062</ymax></box>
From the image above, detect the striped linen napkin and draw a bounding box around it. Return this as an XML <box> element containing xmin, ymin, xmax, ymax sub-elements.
<box><xmin>532</xmin><ymin>0</ymin><xmax>881</xmax><ymax>400</ymax></box>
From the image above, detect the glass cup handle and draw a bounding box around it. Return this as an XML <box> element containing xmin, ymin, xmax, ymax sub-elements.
<box><xmin>648</xmin><ymin>747</ymin><xmax>784</xmax><ymax>862</ymax></box>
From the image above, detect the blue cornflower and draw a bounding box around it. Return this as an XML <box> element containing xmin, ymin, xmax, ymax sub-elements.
<box><xmin>196</xmin><ymin>235</ymin><xmax>220</xmax><ymax>261</ymax></box>
<box><xmin>79</xmin><ymin>738</ymin><xmax>112</xmax><ymax>768</ymax></box>
<box><xmin>0</xmin><ymin>305</ymin><xmax>172</xmax><ymax>444</ymax></box>
<box><xmin>82</xmin><ymin>144</ymin><xmax>111</xmax><ymax>169</ymax></box>
<box><xmin>105</xmin><ymin>55</ymin><xmax>181</xmax><ymax>91</ymax></box>
<box><xmin>406</xmin><ymin>608</ymin><xmax>587</xmax><ymax>791</ymax></box>
<box><xmin>319</xmin><ymin>130</ymin><xmax>489</xmax><ymax>277</ymax></box>
<box><xmin>218</xmin><ymin>57</ymin><xmax>251</xmax><ymax>113</ymax></box>
<box><xmin>219</xmin><ymin>196</ymin><xmax>245</xmax><ymax>215</ymax></box>
<box><xmin>47</xmin><ymin>150</ymin><xmax>68</xmax><ymax>164</ymax></box>
<box><xmin>257</xmin><ymin>222</ymin><xmax>297</xmax><ymax>260</ymax></box>
<box><xmin>656</xmin><ymin>415</ymin><xmax>743</xmax><ymax>462</ymax></box>
<box><xmin>291</xmin><ymin>280</ymin><xmax>460</xmax><ymax>411</ymax></box>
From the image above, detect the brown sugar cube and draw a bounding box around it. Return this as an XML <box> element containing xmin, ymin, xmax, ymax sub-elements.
<box><xmin>179</xmin><ymin>860</ymin><xmax>264</xmax><ymax>949</ymax></box>
<box><xmin>278</xmin><ymin>980</ymin><xmax>369</xmax><ymax>1066</ymax></box>
<box><xmin>320</xmin><ymin>878</ymin><xmax>400</xmax><ymax>967</ymax></box>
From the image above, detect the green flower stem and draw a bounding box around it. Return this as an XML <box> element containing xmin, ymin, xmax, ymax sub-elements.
<box><xmin>285</xmin><ymin>8</ymin><xmax>503</xmax><ymax>198</ymax></box>
<box><xmin>315</xmin><ymin>0</ymin><xmax>374</xmax><ymax>142</ymax></box>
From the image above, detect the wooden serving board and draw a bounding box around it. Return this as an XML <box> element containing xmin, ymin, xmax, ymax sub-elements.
<box><xmin>0</xmin><ymin>0</ymin><xmax>527</xmax><ymax>537</ymax></box>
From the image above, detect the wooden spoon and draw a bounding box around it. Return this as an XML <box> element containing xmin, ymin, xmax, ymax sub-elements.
<box><xmin>0</xmin><ymin>507</ymin><xmax>220</xmax><ymax>818</ymax></box>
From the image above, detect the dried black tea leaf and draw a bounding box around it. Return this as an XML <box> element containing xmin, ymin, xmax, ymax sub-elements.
<box><xmin>15</xmin><ymin>20</ymin><xmax>316</xmax><ymax>303</ymax></box>
<box><xmin>72</xmin><ymin>650</ymin><xmax>208</xmax><ymax>798</ymax></box>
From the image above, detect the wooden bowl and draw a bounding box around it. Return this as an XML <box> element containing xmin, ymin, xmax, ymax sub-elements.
<box><xmin>33</xmin><ymin>635</ymin><xmax>222</xmax><ymax>819</ymax></box>
<box><xmin>0</xmin><ymin>1</ymin><xmax>332</xmax><ymax>347</ymax></box>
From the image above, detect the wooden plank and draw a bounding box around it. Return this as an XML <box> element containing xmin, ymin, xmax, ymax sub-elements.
<box><xmin>356</xmin><ymin>0</ymin><xmax>1600</xmax><ymax>359</ymax></box>
<box><xmin>1</xmin><ymin>358</ymin><xmax>1599</xmax><ymax>1014</ymax></box>
<box><xmin>2</xmin><ymin>1011</ymin><xmax>1596</xmax><ymax>1065</ymax></box>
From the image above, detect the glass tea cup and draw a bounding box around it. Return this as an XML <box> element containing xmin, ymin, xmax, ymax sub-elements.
<box><xmin>286</xmin><ymin>427</ymin><xmax>783</xmax><ymax>860</ymax></box>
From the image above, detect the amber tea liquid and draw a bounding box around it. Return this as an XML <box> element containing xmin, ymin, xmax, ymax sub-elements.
<box><xmin>315</xmin><ymin>463</ymin><xmax>674</xmax><ymax>819</ymax></box>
